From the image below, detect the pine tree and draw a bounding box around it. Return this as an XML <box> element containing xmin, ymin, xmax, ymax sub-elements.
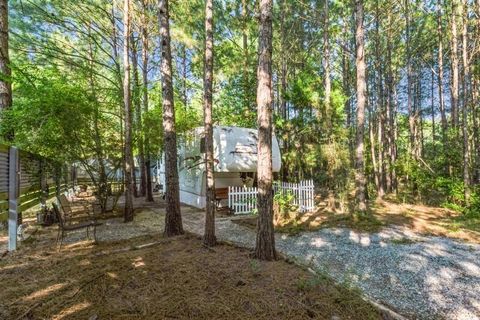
<box><xmin>203</xmin><ymin>0</ymin><xmax>216</xmax><ymax>247</ymax></box>
<box><xmin>158</xmin><ymin>0</ymin><xmax>183</xmax><ymax>236</ymax></box>
<box><xmin>254</xmin><ymin>0</ymin><xmax>276</xmax><ymax>261</ymax></box>
<box><xmin>123</xmin><ymin>0</ymin><xmax>135</xmax><ymax>222</ymax></box>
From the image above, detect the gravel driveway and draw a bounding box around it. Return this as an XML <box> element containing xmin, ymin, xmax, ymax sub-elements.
<box><xmin>182</xmin><ymin>212</ymin><xmax>480</xmax><ymax>320</ymax></box>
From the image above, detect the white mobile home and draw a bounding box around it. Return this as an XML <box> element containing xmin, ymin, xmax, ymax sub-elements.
<box><xmin>158</xmin><ymin>126</ymin><xmax>281</xmax><ymax>208</ymax></box>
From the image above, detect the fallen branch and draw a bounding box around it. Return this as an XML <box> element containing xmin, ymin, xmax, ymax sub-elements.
<box><xmin>15</xmin><ymin>302</ymin><xmax>42</xmax><ymax>320</ymax></box>
<box><xmin>202</xmin><ymin>244</ymin><xmax>216</xmax><ymax>252</ymax></box>
<box><xmin>419</xmin><ymin>157</ymin><xmax>435</xmax><ymax>174</ymax></box>
<box><xmin>69</xmin><ymin>273</ymin><xmax>105</xmax><ymax>298</ymax></box>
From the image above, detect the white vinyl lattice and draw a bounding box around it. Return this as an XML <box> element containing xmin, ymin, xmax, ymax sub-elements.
<box><xmin>228</xmin><ymin>180</ymin><xmax>315</xmax><ymax>215</ymax></box>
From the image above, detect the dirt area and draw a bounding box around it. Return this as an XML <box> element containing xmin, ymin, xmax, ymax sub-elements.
<box><xmin>263</xmin><ymin>199</ymin><xmax>480</xmax><ymax>243</ymax></box>
<box><xmin>0</xmin><ymin>232</ymin><xmax>381</xmax><ymax>320</ymax></box>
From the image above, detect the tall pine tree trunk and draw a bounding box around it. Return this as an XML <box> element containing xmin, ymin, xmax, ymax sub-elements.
<box><xmin>374</xmin><ymin>0</ymin><xmax>385</xmax><ymax>197</ymax></box>
<box><xmin>451</xmin><ymin>0</ymin><xmax>460</xmax><ymax>129</ymax></box>
<box><xmin>437</xmin><ymin>12</ymin><xmax>447</xmax><ymax>134</ymax></box>
<box><xmin>203</xmin><ymin>0</ymin><xmax>216</xmax><ymax>247</ymax></box>
<box><xmin>242</xmin><ymin>0</ymin><xmax>249</xmax><ymax>110</ymax></box>
<box><xmin>158</xmin><ymin>0</ymin><xmax>183</xmax><ymax>236</ymax></box>
<box><xmin>323</xmin><ymin>0</ymin><xmax>331</xmax><ymax>131</ymax></box>
<box><xmin>342</xmin><ymin>16</ymin><xmax>353</xmax><ymax>165</ymax></box>
<box><xmin>473</xmin><ymin>79</ymin><xmax>480</xmax><ymax>183</ymax></box>
<box><xmin>141</xmin><ymin>0</ymin><xmax>154</xmax><ymax>202</ymax></box>
<box><xmin>0</xmin><ymin>0</ymin><xmax>12</xmax><ymax>141</ymax></box>
<box><xmin>386</xmin><ymin>9</ymin><xmax>398</xmax><ymax>193</ymax></box>
<box><xmin>354</xmin><ymin>0</ymin><xmax>367</xmax><ymax>213</ymax></box>
<box><xmin>461</xmin><ymin>0</ymin><xmax>470</xmax><ymax>202</ymax></box>
<box><xmin>405</xmin><ymin>0</ymin><xmax>416</xmax><ymax>160</ymax></box>
<box><xmin>437</xmin><ymin>1</ymin><xmax>449</xmax><ymax>174</ymax></box>
<box><xmin>123</xmin><ymin>0</ymin><xmax>135</xmax><ymax>222</ymax></box>
<box><xmin>254</xmin><ymin>0</ymin><xmax>276</xmax><ymax>261</ymax></box>
<box><xmin>181</xmin><ymin>44</ymin><xmax>188</xmax><ymax>107</ymax></box>
<box><xmin>111</xmin><ymin>3</ymin><xmax>126</xmax><ymax>194</ymax></box>
<box><xmin>431</xmin><ymin>69</ymin><xmax>436</xmax><ymax>157</ymax></box>
<box><xmin>131</xmin><ymin>36</ymin><xmax>147</xmax><ymax>198</ymax></box>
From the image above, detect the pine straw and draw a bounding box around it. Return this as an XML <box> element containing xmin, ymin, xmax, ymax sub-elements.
<box><xmin>0</xmin><ymin>233</ymin><xmax>380</xmax><ymax>320</ymax></box>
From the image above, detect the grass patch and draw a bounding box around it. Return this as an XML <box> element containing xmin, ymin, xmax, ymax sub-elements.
<box><xmin>321</xmin><ymin>213</ymin><xmax>384</xmax><ymax>233</ymax></box>
<box><xmin>443</xmin><ymin>216</ymin><xmax>480</xmax><ymax>234</ymax></box>
<box><xmin>275</xmin><ymin>220</ymin><xmax>307</xmax><ymax>236</ymax></box>
<box><xmin>389</xmin><ymin>237</ymin><xmax>417</xmax><ymax>245</ymax></box>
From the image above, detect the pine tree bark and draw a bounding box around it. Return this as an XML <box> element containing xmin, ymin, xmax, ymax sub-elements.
<box><xmin>437</xmin><ymin>2</ymin><xmax>447</xmax><ymax>136</ymax></box>
<box><xmin>461</xmin><ymin>0</ymin><xmax>470</xmax><ymax>202</ymax></box>
<box><xmin>374</xmin><ymin>0</ymin><xmax>385</xmax><ymax>197</ymax></box>
<box><xmin>323</xmin><ymin>0</ymin><xmax>331</xmax><ymax>131</ymax></box>
<box><xmin>131</xmin><ymin>36</ymin><xmax>147</xmax><ymax>198</ymax></box>
<box><xmin>254</xmin><ymin>0</ymin><xmax>276</xmax><ymax>261</ymax></box>
<box><xmin>0</xmin><ymin>0</ymin><xmax>12</xmax><ymax>141</ymax></box>
<box><xmin>405</xmin><ymin>0</ymin><xmax>417</xmax><ymax>160</ymax></box>
<box><xmin>181</xmin><ymin>44</ymin><xmax>188</xmax><ymax>107</ymax></box>
<box><xmin>203</xmin><ymin>0</ymin><xmax>216</xmax><ymax>247</ymax></box>
<box><xmin>158</xmin><ymin>0</ymin><xmax>183</xmax><ymax>236</ymax></box>
<box><xmin>111</xmin><ymin>3</ymin><xmax>126</xmax><ymax>194</ymax></box>
<box><xmin>431</xmin><ymin>69</ymin><xmax>436</xmax><ymax>156</ymax></box>
<box><xmin>123</xmin><ymin>0</ymin><xmax>135</xmax><ymax>222</ymax></box>
<box><xmin>451</xmin><ymin>0</ymin><xmax>460</xmax><ymax>129</ymax></box>
<box><xmin>242</xmin><ymin>0</ymin><xmax>249</xmax><ymax>110</ymax></box>
<box><xmin>354</xmin><ymin>0</ymin><xmax>367</xmax><ymax>213</ymax></box>
<box><xmin>387</xmin><ymin>10</ymin><xmax>398</xmax><ymax>192</ymax></box>
<box><xmin>279</xmin><ymin>0</ymin><xmax>289</xmax><ymax>181</ymax></box>
<box><xmin>342</xmin><ymin>18</ymin><xmax>354</xmax><ymax>165</ymax></box>
<box><xmin>369</xmin><ymin>107</ymin><xmax>380</xmax><ymax>195</ymax></box>
<box><xmin>417</xmin><ymin>77</ymin><xmax>424</xmax><ymax>159</ymax></box>
<box><xmin>473</xmin><ymin>79</ymin><xmax>480</xmax><ymax>183</ymax></box>
<box><xmin>141</xmin><ymin>0</ymin><xmax>154</xmax><ymax>202</ymax></box>
<box><xmin>0</xmin><ymin>0</ymin><xmax>10</xmax><ymax>111</ymax></box>
<box><xmin>473</xmin><ymin>0</ymin><xmax>480</xmax><ymax>183</ymax></box>
<box><xmin>437</xmin><ymin>1</ymin><xmax>449</xmax><ymax>174</ymax></box>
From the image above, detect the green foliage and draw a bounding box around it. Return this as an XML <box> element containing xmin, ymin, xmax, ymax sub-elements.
<box><xmin>435</xmin><ymin>177</ymin><xmax>466</xmax><ymax>208</ymax></box>
<box><xmin>464</xmin><ymin>187</ymin><xmax>480</xmax><ymax>218</ymax></box>
<box><xmin>274</xmin><ymin>190</ymin><xmax>296</xmax><ymax>216</ymax></box>
<box><xmin>2</xmin><ymin>64</ymin><xmax>104</xmax><ymax>161</ymax></box>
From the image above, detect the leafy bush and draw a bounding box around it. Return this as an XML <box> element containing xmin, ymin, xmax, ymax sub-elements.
<box><xmin>274</xmin><ymin>191</ymin><xmax>296</xmax><ymax>218</ymax></box>
<box><xmin>465</xmin><ymin>187</ymin><xmax>480</xmax><ymax>218</ymax></box>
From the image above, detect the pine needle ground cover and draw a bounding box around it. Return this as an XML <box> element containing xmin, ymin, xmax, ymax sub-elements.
<box><xmin>0</xmin><ymin>233</ymin><xmax>381</xmax><ymax>320</ymax></box>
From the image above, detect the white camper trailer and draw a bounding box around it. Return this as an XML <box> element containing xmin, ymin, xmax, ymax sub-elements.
<box><xmin>158</xmin><ymin>126</ymin><xmax>281</xmax><ymax>208</ymax></box>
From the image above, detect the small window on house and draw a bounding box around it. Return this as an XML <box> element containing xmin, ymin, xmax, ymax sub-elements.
<box><xmin>200</xmin><ymin>137</ymin><xmax>206</xmax><ymax>153</ymax></box>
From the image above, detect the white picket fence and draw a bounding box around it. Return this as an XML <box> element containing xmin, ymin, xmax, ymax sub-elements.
<box><xmin>228</xmin><ymin>179</ymin><xmax>315</xmax><ymax>215</ymax></box>
<box><xmin>227</xmin><ymin>186</ymin><xmax>258</xmax><ymax>215</ymax></box>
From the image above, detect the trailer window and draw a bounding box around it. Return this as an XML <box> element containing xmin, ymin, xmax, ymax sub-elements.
<box><xmin>200</xmin><ymin>137</ymin><xmax>206</xmax><ymax>153</ymax></box>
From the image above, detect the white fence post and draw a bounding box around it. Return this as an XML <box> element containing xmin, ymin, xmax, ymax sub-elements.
<box><xmin>8</xmin><ymin>147</ymin><xmax>20</xmax><ymax>251</ymax></box>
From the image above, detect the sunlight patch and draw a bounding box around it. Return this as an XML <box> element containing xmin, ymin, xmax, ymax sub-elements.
<box><xmin>457</xmin><ymin>261</ymin><xmax>480</xmax><ymax>277</ymax></box>
<box><xmin>132</xmin><ymin>256</ymin><xmax>145</xmax><ymax>268</ymax></box>
<box><xmin>311</xmin><ymin>237</ymin><xmax>327</xmax><ymax>247</ymax></box>
<box><xmin>53</xmin><ymin>301</ymin><xmax>91</xmax><ymax>320</ymax></box>
<box><xmin>24</xmin><ymin>283</ymin><xmax>67</xmax><ymax>302</ymax></box>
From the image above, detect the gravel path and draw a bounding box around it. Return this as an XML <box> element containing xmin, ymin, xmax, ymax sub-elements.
<box><xmin>181</xmin><ymin>212</ymin><xmax>480</xmax><ymax>320</ymax></box>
